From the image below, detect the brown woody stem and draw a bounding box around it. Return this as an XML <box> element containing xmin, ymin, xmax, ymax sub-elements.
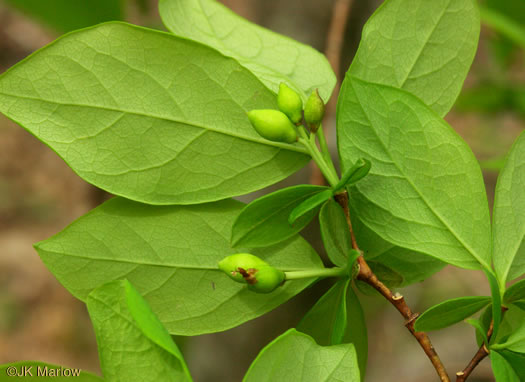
<box><xmin>333</xmin><ymin>191</ymin><xmax>451</xmax><ymax>382</ymax></box>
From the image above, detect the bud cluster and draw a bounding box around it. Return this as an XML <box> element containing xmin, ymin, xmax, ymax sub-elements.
<box><xmin>247</xmin><ymin>83</ymin><xmax>325</xmax><ymax>143</ymax></box>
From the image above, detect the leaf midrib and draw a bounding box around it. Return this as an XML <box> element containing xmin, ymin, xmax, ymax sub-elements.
<box><xmin>0</xmin><ymin>91</ymin><xmax>308</xmax><ymax>155</ymax></box>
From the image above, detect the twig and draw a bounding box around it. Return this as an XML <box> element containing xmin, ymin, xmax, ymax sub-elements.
<box><xmin>333</xmin><ymin>191</ymin><xmax>451</xmax><ymax>382</ymax></box>
<box><xmin>309</xmin><ymin>0</ymin><xmax>353</xmax><ymax>185</ymax></box>
<box><xmin>456</xmin><ymin>307</ymin><xmax>508</xmax><ymax>381</ymax></box>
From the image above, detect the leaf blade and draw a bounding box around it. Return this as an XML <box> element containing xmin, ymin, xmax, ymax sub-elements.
<box><xmin>35</xmin><ymin>197</ymin><xmax>323</xmax><ymax>335</ymax></box>
<box><xmin>350</xmin><ymin>0</ymin><xmax>480</xmax><ymax>116</ymax></box>
<box><xmin>243</xmin><ymin>329</ymin><xmax>360</xmax><ymax>382</ymax></box>
<box><xmin>414</xmin><ymin>296</ymin><xmax>491</xmax><ymax>332</ymax></box>
<box><xmin>158</xmin><ymin>0</ymin><xmax>336</xmax><ymax>101</ymax></box>
<box><xmin>289</xmin><ymin>189</ymin><xmax>333</xmax><ymax>225</ymax></box>
<box><xmin>337</xmin><ymin>77</ymin><xmax>491</xmax><ymax>270</ymax></box>
<box><xmin>0</xmin><ymin>22</ymin><xmax>309</xmax><ymax>205</ymax></box>
<box><xmin>319</xmin><ymin>199</ymin><xmax>352</xmax><ymax>267</ymax></box>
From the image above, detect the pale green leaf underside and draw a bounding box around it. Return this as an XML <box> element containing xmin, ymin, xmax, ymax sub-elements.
<box><xmin>158</xmin><ymin>0</ymin><xmax>336</xmax><ymax>101</ymax></box>
<box><xmin>493</xmin><ymin>131</ymin><xmax>525</xmax><ymax>285</ymax></box>
<box><xmin>0</xmin><ymin>22</ymin><xmax>309</xmax><ymax>205</ymax></box>
<box><xmin>350</xmin><ymin>0</ymin><xmax>480</xmax><ymax>116</ymax></box>
<box><xmin>0</xmin><ymin>361</ymin><xmax>102</xmax><ymax>381</ymax></box>
<box><xmin>491</xmin><ymin>351</ymin><xmax>520</xmax><ymax>382</ymax></box>
<box><xmin>352</xmin><ymin>214</ymin><xmax>445</xmax><ymax>286</ymax></box>
<box><xmin>87</xmin><ymin>280</ymin><xmax>192</xmax><ymax>382</ymax></box>
<box><xmin>36</xmin><ymin>198</ymin><xmax>322</xmax><ymax>335</ymax></box>
<box><xmin>337</xmin><ymin>77</ymin><xmax>491</xmax><ymax>270</ymax></box>
<box><xmin>243</xmin><ymin>329</ymin><xmax>360</xmax><ymax>382</ymax></box>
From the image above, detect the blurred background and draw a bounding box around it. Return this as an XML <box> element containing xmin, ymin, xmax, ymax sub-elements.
<box><xmin>0</xmin><ymin>0</ymin><xmax>523</xmax><ymax>381</ymax></box>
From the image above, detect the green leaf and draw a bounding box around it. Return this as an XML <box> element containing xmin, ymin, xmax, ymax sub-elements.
<box><xmin>491</xmin><ymin>351</ymin><xmax>520</xmax><ymax>382</ymax></box>
<box><xmin>493</xmin><ymin>305</ymin><xmax>525</xmax><ymax>345</ymax></box>
<box><xmin>158</xmin><ymin>0</ymin><xmax>336</xmax><ymax>102</ymax></box>
<box><xmin>289</xmin><ymin>189</ymin><xmax>333</xmax><ymax>225</ymax></box>
<box><xmin>465</xmin><ymin>318</ymin><xmax>488</xmax><ymax>345</ymax></box>
<box><xmin>349</xmin><ymin>0</ymin><xmax>480</xmax><ymax>116</ymax></box>
<box><xmin>231</xmin><ymin>185</ymin><xmax>328</xmax><ymax>248</ymax></box>
<box><xmin>505</xmin><ymin>279</ymin><xmax>525</xmax><ymax>304</ymax></box>
<box><xmin>493</xmin><ymin>131</ymin><xmax>525</xmax><ymax>285</ymax></box>
<box><xmin>342</xmin><ymin>286</ymin><xmax>368</xmax><ymax>380</ymax></box>
<box><xmin>513</xmin><ymin>300</ymin><xmax>525</xmax><ymax>311</ymax></box>
<box><xmin>35</xmin><ymin>197</ymin><xmax>323</xmax><ymax>335</ymax></box>
<box><xmin>0</xmin><ymin>22</ymin><xmax>310</xmax><ymax>205</ymax></box>
<box><xmin>243</xmin><ymin>329</ymin><xmax>360</xmax><ymax>382</ymax></box>
<box><xmin>0</xmin><ymin>361</ymin><xmax>102</xmax><ymax>381</ymax></box>
<box><xmin>87</xmin><ymin>280</ymin><xmax>192</xmax><ymax>382</ymax></box>
<box><xmin>497</xmin><ymin>350</ymin><xmax>525</xmax><ymax>380</ymax></box>
<box><xmin>333</xmin><ymin>159</ymin><xmax>371</xmax><ymax>192</ymax></box>
<box><xmin>353</xmin><ymin>212</ymin><xmax>445</xmax><ymax>286</ymax></box>
<box><xmin>337</xmin><ymin>77</ymin><xmax>491</xmax><ymax>270</ymax></box>
<box><xmin>319</xmin><ymin>199</ymin><xmax>351</xmax><ymax>267</ymax></box>
<box><xmin>414</xmin><ymin>296</ymin><xmax>491</xmax><ymax>332</ymax></box>
<box><xmin>5</xmin><ymin>0</ymin><xmax>124</xmax><ymax>33</ymax></box>
<box><xmin>491</xmin><ymin>317</ymin><xmax>525</xmax><ymax>353</ymax></box>
<box><xmin>486</xmin><ymin>269</ymin><xmax>503</xmax><ymax>342</ymax></box>
<box><xmin>297</xmin><ymin>279</ymin><xmax>349</xmax><ymax>346</ymax></box>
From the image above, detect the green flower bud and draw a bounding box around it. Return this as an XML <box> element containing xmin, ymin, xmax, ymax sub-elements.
<box><xmin>277</xmin><ymin>83</ymin><xmax>303</xmax><ymax>124</ymax></box>
<box><xmin>304</xmin><ymin>89</ymin><xmax>325</xmax><ymax>132</ymax></box>
<box><xmin>247</xmin><ymin>109</ymin><xmax>297</xmax><ymax>144</ymax></box>
<box><xmin>218</xmin><ymin>253</ymin><xmax>285</xmax><ymax>293</ymax></box>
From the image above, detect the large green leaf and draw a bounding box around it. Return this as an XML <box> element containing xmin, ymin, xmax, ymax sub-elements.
<box><xmin>491</xmin><ymin>351</ymin><xmax>520</xmax><ymax>382</ymax></box>
<box><xmin>493</xmin><ymin>131</ymin><xmax>525</xmax><ymax>286</ymax></box>
<box><xmin>319</xmin><ymin>199</ymin><xmax>351</xmax><ymax>267</ymax></box>
<box><xmin>349</xmin><ymin>0</ymin><xmax>479</xmax><ymax>116</ymax></box>
<box><xmin>491</xmin><ymin>318</ymin><xmax>525</xmax><ymax>353</ymax></box>
<box><xmin>0</xmin><ymin>361</ymin><xmax>102</xmax><ymax>381</ymax></box>
<box><xmin>414</xmin><ymin>296</ymin><xmax>491</xmax><ymax>332</ymax></box>
<box><xmin>337</xmin><ymin>77</ymin><xmax>491</xmax><ymax>270</ymax></box>
<box><xmin>5</xmin><ymin>0</ymin><xmax>124</xmax><ymax>33</ymax></box>
<box><xmin>0</xmin><ymin>22</ymin><xmax>309</xmax><ymax>205</ymax></box>
<box><xmin>35</xmin><ymin>197</ymin><xmax>322</xmax><ymax>335</ymax></box>
<box><xmin>497</xmin><ymin>350</ymin><xmax>525</xmax><ymax>380</ymax></box>
<box><xmin>87</xmin><ymin>280</ymin><xmax>192</xmax><ymax>382</ymax></box>
<box><xmin>231</xmin><ymin>185</ymin><xmax>328</xmax><ymax>248</ymax></box>
<box><xmin>158</xmin><ymin>0</ymin><xmax>336</xmax><ymax>101</ymax></box>
<box><xmin>243</xmin><ymin>329</ymin><xmax>360</xmax><ymax>382</ymax></box>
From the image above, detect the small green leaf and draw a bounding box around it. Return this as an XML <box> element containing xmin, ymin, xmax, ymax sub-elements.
<box><xmin>319</xmin><ymin>199</ymin><xmax>352</xmax><ymax>267</ymax></box>
<box><xmin>497</xmin><ymin>350</ymin><xmax>525</xmax><ymax>380</ymax></box>
<box><xmin>491</xmin><ymin>318</ymin><xmax>525</xmax><ymax>353</ymax></box>
<box><xmin>505</xmin><ymin>279</ymin><xmax>525</xmax><ymax>304</ymax></box>
<box><xmin>0</xmin><ymin>361</ymin><xmax>102</xmax><ymax>381</ymax></box>
<box><xmin>87</xmin><ymin>280</ymin><xmax>192</xmax><ymax>382</ymax></box>
<box><xmin>493</xmin><ymin>131</ymin><xmax>525</xmax><ymax>286</ymax></box>
<box><xmin>5</xmin><ymin>0</ymin><xmax>124</xmax><ymax>33</ymax></box>
<box><xmin>491</xmin><ymin>351</ymin><xmax>520</xmax><ymax>382</ymax></box>
<box><xmin>243</xmin><ymin>329</ymin><xmax>360</xmax><ymax>382</ymax></box>
<box><xmin>231</xmin><ymin>185</ymin><xmax>329</xmax><ymax>248</ymax></box>
<box><xmin>465</xmin><ymin>318</ymin><xmax>488</xmax><ymax>345</ymax></box>
<box><xmin>0</xmin><ymin>23</ymin><xmax>310</xmax><ymax>205</ymax></box>
<box><xmin>337</xmin><ymin>77</ymin><xmax>491</xmax><ymax>270</ymax></box>
<box><xmin>297</xmin><ymin>279</ymin><xmax>349</xmax><ymax>346</ymax></box>
<box><xmin>289</xmin><ymin>189</ymin><xmax>333</xmax><ymax>226</ymax></box>
<box><xmin>414</xmin><ymin>296</ymin><xmax>491</xmax><ymax>332</ymax></box>
<box><xmin>486</xmin><ymin>270</ymin><xmax>503</xmax><ymax>342</ymax></box>
<box><xmin>349</xmin><ymin>0</ymin><xmax>480</xmax><ymax>116</ymax></box>
<box><xmin>36</xmin><ymin>198</ymin><xmax>323</xmax><ymax>335</ymax></box>
<box><xmin>333</xmin><ymin>159</ymin><xmax>371</xmax><ymax>192</ymax></box>
<box><xmin>158</xmin><ymin>0</ymin><xmax>336</xmax><ymax>101</ymax></box>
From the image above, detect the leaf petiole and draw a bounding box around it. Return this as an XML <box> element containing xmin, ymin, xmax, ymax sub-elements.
<box><xmin>284</xmin><ymin>267</ymin><xmax>347</xmax><ymax>280</ymax></box>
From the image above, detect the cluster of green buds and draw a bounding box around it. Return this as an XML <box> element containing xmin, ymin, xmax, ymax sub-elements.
<box><xmin>247</xmin><ymin>83</ymin><xmax>325</xmax><ymax>143</ymax></box>
<box><xmin>218</xmin><ymin>253</ymin><xmax>285</xmax><ymax>293</ymax></box>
